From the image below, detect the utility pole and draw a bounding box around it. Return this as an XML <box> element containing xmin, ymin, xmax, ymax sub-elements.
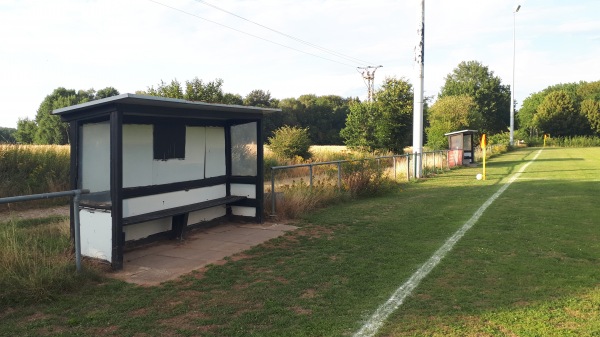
<box><xmin>357</xmin><ymin>65</ymin><xmax>383</xmax><ymax>102</ymax></box>
<box><xmin>412</xmin><ymin>0</ymin><xmax>425</xmax><ymax>178</ymax></box>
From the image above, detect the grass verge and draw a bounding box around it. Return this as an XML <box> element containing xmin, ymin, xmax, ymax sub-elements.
<box><xmin>0</xmin><ymin>216</ymin><xmax>100</xmax><ymax>306</ymax></box>
<box><xmin>0</xmin><ymin>147</ymin><xmax>597</xmax><ymax>336</ymax></box>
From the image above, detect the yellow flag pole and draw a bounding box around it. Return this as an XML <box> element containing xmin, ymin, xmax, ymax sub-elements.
<box><xmin>482</xmin><ymin>134</ymin><xmax>487</xmax><ymax>180</ymax></box>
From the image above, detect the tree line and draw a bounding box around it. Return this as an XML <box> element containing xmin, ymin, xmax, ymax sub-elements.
<box><xmin>11</xmin><ymin>63</ymin><xmax>600</xmax><ymax>153</ymax></box>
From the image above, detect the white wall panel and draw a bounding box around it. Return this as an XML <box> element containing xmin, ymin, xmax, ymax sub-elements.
<box><xmin>232</xmin><ymin>206</ymin><xmax>256</xmax><ymax>217</ymax></box>
<box><xmin>123</xmin><ymin>124</ymin><xmax>153</xmax><ymax>188</ymax></box>
<box><xmin>123</xmin><ymin>184</ymin><xmax>227</xmax><ymax>217</ymax></box>
<box><xmin>231</xmin><ymin>184</ymin><xmax>256</xmax><ymax>199</ymax></box>
<box><xmin>81</xmin><ymin>122</ymin><xmax>110</xmax><ymax>192</ymax></box>
<box><xmin>123</xmin><ymin>217</ymin><xmax>172</xmax><ymax>241</ymax></box>
<box><xmin>80</xmin><ymin>208</ymin><xmax>112</xmax><ymax>262</ymax></box>
<box><xmin>205</xmin><ymin>127</ymin><xmax>226</xmax><ymax>177</ymax></box>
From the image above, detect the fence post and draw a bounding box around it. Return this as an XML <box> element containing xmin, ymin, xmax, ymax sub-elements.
<box><xmin>337</xmin><ymin>162</ymin><xmax>342</xmax><ymax>189</ymax></box>
<box><xmin>407</xmin><ymin>154</ymin><xmax>411</xmax><ymax>181</ymax></box>
<box><xmin>309</xmin><ymin>164</ymin><xmax>313</xmax><ymax>190</ymax></box>
<box><xmin>271</xmin><ymin>168</ymin><xmax>276</xmax><ymax>216</ymax></box>
<box><xmin>73</xmin><ymin>190</ymin><xmax>82</xmax><ymax>273</ymax></box>
<box><xmin>393</xmin><ymin>156</ymin><xmax>397</xmax><ymax>181</ymax></box>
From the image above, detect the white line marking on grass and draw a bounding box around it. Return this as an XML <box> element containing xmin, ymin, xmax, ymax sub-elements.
<box><xmin>353</xmin><ymin>149</ymin><xmax>543</xmax><ymax>337</ymax></box>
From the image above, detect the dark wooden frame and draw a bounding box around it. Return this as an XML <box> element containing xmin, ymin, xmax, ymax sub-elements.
<box><xmin>58</xmin><ymin>94</ymin><xmax>277</xmax><ymax>269</ymax></box>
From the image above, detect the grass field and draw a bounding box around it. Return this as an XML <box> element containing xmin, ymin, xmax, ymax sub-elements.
<box><xmin>0</xmin><ymin>147</ymin><xmax>598</xmax><ymax>336</ymax></box>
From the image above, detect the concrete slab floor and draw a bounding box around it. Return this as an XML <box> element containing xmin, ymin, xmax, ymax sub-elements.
<box><xmin>108</xmin><ymin>222</ymin><xmax>298</xmax><ymax>286</ymax></box>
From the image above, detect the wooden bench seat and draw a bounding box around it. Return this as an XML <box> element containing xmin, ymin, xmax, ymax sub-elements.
<box><xmin>122</xmin><ymin>195</ymin><xmax>247</xmax><ymax>239</ymax></box>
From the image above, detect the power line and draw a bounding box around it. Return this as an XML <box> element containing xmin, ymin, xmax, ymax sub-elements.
<box><xmin>193</xmin><ymin>0</ymin><xmax>377</xmax><ymax>66</ymax></box>
<box><xmin>147</xmin><ymin>0</ymin><xmax>358</xmax><ymax>68</ymax></box>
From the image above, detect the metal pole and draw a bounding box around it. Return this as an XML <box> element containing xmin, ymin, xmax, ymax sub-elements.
<box><xmin>271</xmin><ymin>168</ymin><xmax>276</xmax><ymax>216</ymax></box>
<box><xmin>412</xmin><ymin>0</ymin><xmax>425</xmax><ymax>178</ymax></box>
<box><xmin>0</xmin><ymin>189</ymin><xmax>89</xmax><ymax>273</ymax></box>
<box><xmin>337</xmin><ymin>162</ymin><xmax>342</xmax><ymax>189</ymax></box>
<box><xmin>73</xmin><ymin>190</ymin><xmax>82</xmax><ymax>273</ymax></box>
<box><xmin>309</xmin><ymin>165</ymin><xmax>313</xmax><ymax>189</ymax></box>
<box><xmin>510</xmin><ymin>4</ymin><xmax>521</xmax><ymax>146</ymax></box>
<box><xmin>407</xmin><ymin>154</ymin><xmax>411</xmax><ymax>181</ymax></box>
<box><xmin>393</xmin><ymin>156</ymin><xmax>397</xmax><ymax>180</ymax></box>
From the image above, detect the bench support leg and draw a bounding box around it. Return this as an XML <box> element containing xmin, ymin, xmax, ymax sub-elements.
<box><xmin>171</xmin><ymin>213</ymin><xmax>189</xmax><ymax>241</ymax></box>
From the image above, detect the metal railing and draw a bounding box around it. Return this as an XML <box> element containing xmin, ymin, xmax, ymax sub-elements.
<box><xmin>269</xmin><ymin>150</ymin><xmax>449</xmax><ymax>215</ymax></box>
<box><xmin>0</xmin><ymin>189</ymin><xmax>90</xmax><ymax>272</ymax></box>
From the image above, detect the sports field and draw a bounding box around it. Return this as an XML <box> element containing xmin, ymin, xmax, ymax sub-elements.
<box><xmin>1</xmin><ymin>147</ymin><xmax>598</xmax><ymax>336</ymax></box>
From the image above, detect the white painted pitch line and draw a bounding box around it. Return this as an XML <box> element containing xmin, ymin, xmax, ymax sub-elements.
<box><xmin>353</xmin><ymin>149</ymin><xmax>543</xmax><ymax>337</ymax></box>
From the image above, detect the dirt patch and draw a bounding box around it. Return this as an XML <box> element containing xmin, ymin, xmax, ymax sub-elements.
<box><xmin>290</xmin><ymin>306</ymin><xmax>312</xmax><ymax>315</ymax></box>
<box><xmin>0</xmin><ymin>205</ymin><xmax>70</xmax><ymax>221</ymax></box>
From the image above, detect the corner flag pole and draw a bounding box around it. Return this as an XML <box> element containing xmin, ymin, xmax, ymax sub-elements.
<box><xmin>482</xmin><ymin>134</ymin><xmax>487</xmax><ymax>180</ymax></box>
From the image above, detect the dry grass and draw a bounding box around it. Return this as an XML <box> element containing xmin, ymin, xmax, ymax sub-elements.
<box><xmin>0</xmin><ymin>217</ymin><xmax>82</xmax><ymax>305</ymax></box>
<box><xmin>0</xmin><ymin>144</ymin><xmax>70</xmax><ymax>210</ymax></box>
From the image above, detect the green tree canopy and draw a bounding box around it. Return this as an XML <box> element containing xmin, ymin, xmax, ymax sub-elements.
<box><xmin>146</xmin><ymin>79</ymin><xmax>184</xmax><ymax>99</ymax></box>
<box><xmin>439</xmin><ymin>60</ymin><xmax>510</xmax><ymax>134</ymax></box>
<box><xmin>267</xmin><ymin>125</ymin><xmax>312</xmax><ymax>160</ymax></box>
<box><xmin>517</xmin><ymin>91</ymin><xmax>545</xmax><ymax>138</ymax></box>
<box><xmin>426</xmin><ymin>95</ymin><xmax>480</xmax><ymax>149</ymax></box>
<box><xmin>340</xmin><ymin>102</ymin><xmax>378</xmax><ymax>151</ymax></box>
<box><xmin>341</xmin><ymin>77</ymin><xmax>413</xmax><ymax>153</ymax></box>
<box><xmin>519</xmin><ymin>80</ymin><xmax>599</xmax><ymax>137</ymax></box>
<box><xmin>243</xmin><ymin>89</ymin><xmax>277</xmax><ymax>108</ymax></box>
<box><xmin>533</xmin><ymin>90</ymin><xmax>590</xmax><ymax>136</ymax></box>
<box><xmin>14</xmin><ymin>118</ymin><xmax>37</xmax><ymax>144</ymax></box>
<box><xmin>15</xmin><ymin>87</ymin><xmax>120</xmax><ymax>144</ymax></box>
<box><xmin>582</xmin><ymin>99</ymin><xmax>600</xmax><ymax>134</ymax></box>
<box><xmin>184</xmin><ymin>77</ymin><xmax>224</xmax><ymax>103</ymax></box>
<box><xmin>0</xmin><ymin>127</ymin><xmax>16</xmax><ymax>143</ymax></box>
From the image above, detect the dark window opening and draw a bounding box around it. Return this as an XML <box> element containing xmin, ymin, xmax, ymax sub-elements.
<box><xmin>154</xmin><ymin>124</ymin><xmax>186</xmax><ymax>160</ymax></box>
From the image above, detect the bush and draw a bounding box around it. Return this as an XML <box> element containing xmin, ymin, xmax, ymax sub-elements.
<box><xmin>342</xmin><ymin>160</ymin><xmax>386</xmax><ymax>197</ymax></box>
<box><xmin>268</xmin><ymin>126</ymin><xmax>312</xmax><ymax>160</ymax></box>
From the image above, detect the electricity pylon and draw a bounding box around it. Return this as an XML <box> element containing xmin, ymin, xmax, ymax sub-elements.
<box><xmin>357</xmin><ymin>65</ymin><xmax>383</xmax><ymax>102</ymax></box>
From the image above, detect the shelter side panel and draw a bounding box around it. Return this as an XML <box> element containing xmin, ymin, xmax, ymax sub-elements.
<box><xmin>205</xmin><ymin>127</ymin><xmax>226</xmax><ymax>178</ymax></box>
<box><xmin>80</xmin><ymin>208</ymin><xmax>112</xmax><ymax>262</ymax></box>
<box><xmin>81</xmin><ymin>122</ymin><xmax>110</xmax><ymax>192</ymax></box>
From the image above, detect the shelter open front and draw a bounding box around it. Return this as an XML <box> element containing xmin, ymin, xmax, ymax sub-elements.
<box><xmin>54</xmin><ymin>94</ymin><xmax>278</xmax><ymax>269</ymax></box>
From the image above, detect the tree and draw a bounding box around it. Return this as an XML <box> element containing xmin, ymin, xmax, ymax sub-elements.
<box><xmin>373</xmin><ymin>77</ymin><xmax>414</xmax><ymax>153</ymax></box>
<box><xmin>0</xmin><ymin>127</ymin><xmax>16</xmax><ymax>143</ymax></box>
<box><xmin>222</xmin><ymin>93</ymin><xmax>244</xmax><ymax>105</ymax></box>
<box><xmin>184</xmin><ymin>77</ymin><xmax>224</xmax><ymax>103</ymax></box>
<box><xmin>517</xmin><ymin>91</ymin><xmax>545</xmax><ymax>138</ymax></box>
<box><xmin>267</xmin><ymin>126</ymin><xmax>311</xmax><ymax>160</ymax></box>
<box><xmin>340</xmin><ymin>102</ymin><xmax>378</xmax><ymax>151</ymax></box>
<box><xmin>33</xmin><ymin>88</ymin><xmax>97</xmax><ymax>144</ymax></box>
<box><xmin>14</xmin><ymin>118</ymin><xmax>37</xmax><ymax>144</ymax></box>
<box><xmin>146</xmin><ymin>79</ymin><xmax>184</xmax><ymax>99</ymax></box>
<box><xmin>341</xmin><ymin>77</ymin><xmax>413</xmax><ymax>153</ymax></box>
<box><xmin>582</xmin><ymin>99</ymin><xmax>600</xmax><ymax>134</ymax></box>
<box><xmin>439</xmin><ymin>61</ymin><xmax>510</xmax><ymax>134</ymax></box>
<box><xmin>15</xmin><ymin>87</ymin><xmax>120</xmax><ymax>145</ymax></box>
<box><xmin>243</xmin><ymin>89</ymin><xmax>276</xmax><ymax>107</ymax></box>
<box><xmin>533</xmin><ymin>90</ymin><xmax>590</xmax><ymax>136</ymax></box>
<box><xmin>95</xmin><ymin>87</ymin><xmax>120</xmax><ymax>99</ymax></box>
<box><xmin>426</xmin><ymin>95</ymin><xmax>480</xmax><ymax>149</ymax></box>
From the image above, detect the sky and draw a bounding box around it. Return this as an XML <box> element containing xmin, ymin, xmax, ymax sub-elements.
<box><xmin>1</xmin><ymin>0</ymin><xmax>599</xmax><ymax>128</ymax></box>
